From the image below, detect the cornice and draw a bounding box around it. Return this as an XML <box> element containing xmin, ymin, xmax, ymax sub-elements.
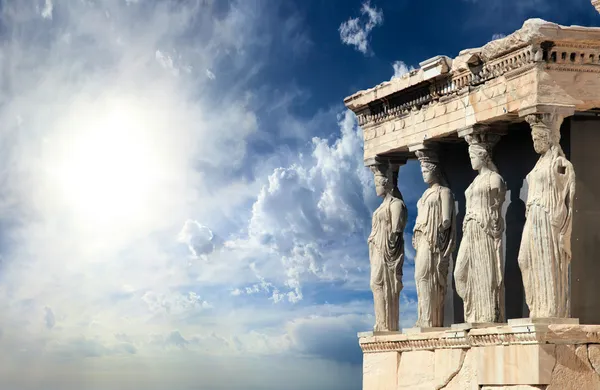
<box><xmin>359</xmin><ymin>324</ymin><xmax>600</xmax><ymax>353</ymax></box>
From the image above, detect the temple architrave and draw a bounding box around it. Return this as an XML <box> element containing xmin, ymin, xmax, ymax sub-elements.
<box><xmin>346</xmin><ymin>18</ymin><xmax>600</xmax><ymax>389</ymax></box>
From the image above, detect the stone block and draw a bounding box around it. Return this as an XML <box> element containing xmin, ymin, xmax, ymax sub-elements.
<box><xmin>588</xmin><ymin>344</ymin><xmax>600</xmax><ymax>376</ymax></box>
<box><xmin>402</xmin><ymin>327</ymin><xmax>448</xmax><ymax>334</ymax></box>
<box><xmin>547</xmin><ymin>345</ymin><xmax>600</xmax><ymax>390</ymax></box>
<box><xmin>434</xmin><ymin>348</ymin><xmax>466</xmax><ymax>387</ymax></box>
<box><xmin>480</xmin><ymin>386</ymin><xmax>546</xmax><ymax>390</ymax></box>
<box><xmin>444</xmin><ymin>348</ymin><xmax>479</xmax><ymax>390</ymax></box>
<box><xmin>361</xmin><ymin>322</ymin><xmax>600</xmax><ymax>389</ymax></box>
<box><xmin>476</xmin><ymin>344</ymin><xmax>555</xmax><ymax>385</ymax></box>
<box><xmin>451</xmin><ymin>322</ymin><xmax>502</xmax><ymax>330</ymax></box>
<box><xmin>363</xmin><ymin>351</ymin><xmax>400</xmax><ymax>390</ymax></box>
<box><xmin>396</xmin><ymin>348</ymin><xmax>466</xmax><ymax>390</ymax></box>
<box><xmin>507</xmin><ymin>318</ymin><xmax>580</xmax><ymax>326</ymax></box>
<box><xmin>397</xmin><ymin>350</ymin><xmax>434</xmax><ymax>389</ymax></box>
<box><xmin>545</xmin><ymin>324</ymin><xmax>600</xmax><ymax>344</ymax></box>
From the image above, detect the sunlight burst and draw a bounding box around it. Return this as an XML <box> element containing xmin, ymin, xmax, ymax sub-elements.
<box><xmin>47</xmin><ymin>98</ymin><xmax>165</xmax><ymax>229</ymax></box>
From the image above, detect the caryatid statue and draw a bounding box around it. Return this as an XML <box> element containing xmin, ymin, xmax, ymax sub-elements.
<box><xmin>455</xmin><ymin>133</ymin><xmax>507</xmax><ymax>324</ymax></box>
<box><xmin>519</xmin><ymin>112</ymin><xmax>576</xmax><ymax>318</ymax></box>
<box><xmin>413</xmin><ymin>149</ymin><xmax>456</xmax><ymax>328</ymax></box>
<box><xmin>368</xmin><ymin>160</ymin><xmax>408</xmax><ymax>332</ymax></box>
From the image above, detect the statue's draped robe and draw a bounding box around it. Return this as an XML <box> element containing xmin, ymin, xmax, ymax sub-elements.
<box><xmin>455</xmin><ymin>171</ymin><xmax>506</xmax><ymax>323</ymax></box>
<box><xmin>413</xmin><ymin>186</ymin><xmax>456</xmax><ymax>328</ymax></box>
<box><xmin>518</xmin><ymin>147</ymin><xmax>575</xmax><ymax>318</ymax></box>
<box><xmin>369</xmin><ymin>195</ymin><xmax>408</xmax><ymax>331</ymax></box>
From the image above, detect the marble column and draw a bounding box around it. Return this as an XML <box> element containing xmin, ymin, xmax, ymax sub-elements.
<box><xmin>518</xmin><ymin>106</ymin><xmax>576</xmax><ymax>319</ymax></box>
<box><xmin>410</xmin><ymin>145</ymin><xmax>457</xmax><ymax>328</ymax></box>
<box><xmin>367</xmin><ymin>158</ymin><xmax>408</xmax><ymax>332</ymax></box>
<box><xmin>455</xmin><ymin>126</ymin><xmax>507</xmax><ymax>324</ymax></box>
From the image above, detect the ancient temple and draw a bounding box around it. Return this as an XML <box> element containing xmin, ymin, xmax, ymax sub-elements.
<box><xmin>346</xmin><ymin>19</ymin><xmax>600</xmax><ymax>389</ymax></box>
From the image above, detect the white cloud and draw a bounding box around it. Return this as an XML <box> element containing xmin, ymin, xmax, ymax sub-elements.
<box><xmin>0</xmin><ymin>1</ymin><xmax>414</xmax><ymax>388</ymax></box>
<box><xmin>339</xmin><ymin>1</ymin><xmax>384</xmax><ymax>55</ymax></box>
<box><xmin>231</xmin><ymin>288</ymin><xmax>243</xmax><ymax>296</ymax></box>
<box><xmin>224</xmin><ymin>110</ymin><xmax>374</xmax><ymax>303</ymax></box>
<box><xmin>0</xmin><ymin>0</ymin><xmax>318</xmax><ymax>382</ymax></box>
<box><xmin>141</xmin><ymin>290</ymin><xmax>212</xmax><ymax>318</ymax></box>
<box><xmin>391</xmin><ymin>60</ymin><xmax>415</xmax><ymax>80</ymax></box>
<box><xmin>492</xmin><ymin>33</ymin><xmax>506</xmax><ymax>40</ymax></box>
<box><xmin>206</xmin><ymin>68</ymin><xmax>216</xmax><ymax>80</ymax></box>
<box><xmin>40</xmin><ymin>0</ymin><xmax>53</xmax><ymax>19</ymax></box>
<box><xmin>177</xmin><ymin>219</ymin><xmax>216</xmax><ymax>258</ymax></box>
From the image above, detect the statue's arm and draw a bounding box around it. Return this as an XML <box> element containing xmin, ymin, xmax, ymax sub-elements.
<box><xmin>558</xmin><ymin>159</ymin><xmax>576</xmax><ymax>259</ymax></box>
<box><xmin>390</xmin><ymin>200</ymin><xmax>406</xmax><ymax>234</ymax></box>
<box><xmin>489</xmin><ymin>174</ymin><xmax>505</xmax><ymax>206</ymax></box>
<box><xmin>436</xmin><ymin>188</ymin><xmax>454</xmax><ymax>284</ymax></box>
<box><xmin>489</xmin><ymin>173</ymin><xmax>506</xmax><ymax>235</ymax></box>
<box><xmin>440</xmin><ymin>188</ymin><xmax>453</xmax><ymax>230</ymax></box>
<box><xmin>489</xmin><ymin>173</ymin><xmax>506</xmax><ymax>287</ymax></box>
<box><xmin>556</xmin><ymin>157</ymin><xmax>576</xmax><ymax>235</ymax></box>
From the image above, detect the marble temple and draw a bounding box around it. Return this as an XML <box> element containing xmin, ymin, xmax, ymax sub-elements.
<box><xmin>345</xmin><ymin>17</ymin><xmax>600</xmax><ymax>390</ymax></box>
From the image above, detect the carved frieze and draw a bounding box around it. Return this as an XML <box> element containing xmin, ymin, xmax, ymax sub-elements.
<box><xmin>346</xmin><ymin>20</ymin><xmax>600</xmax><ymax>163</ymax></box>
<box><xmin>359</xmin><ymin>324</ymin><xmax>600</xmax><ymax>353</ymax></box>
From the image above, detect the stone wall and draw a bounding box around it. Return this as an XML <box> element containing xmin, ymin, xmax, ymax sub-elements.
<box><xmin>361</xmin><ymin>324</ymin><xmax>600</xmax><ymax>390</ymax></box>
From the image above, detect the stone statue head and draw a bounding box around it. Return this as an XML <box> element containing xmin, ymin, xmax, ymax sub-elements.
<box><xmin>370</xmin><ymin>162</ymin><xmax>395</xmax><ymax>197</ymax></box>
<box><xmin>465</xmin><ymin>133</ymin><xmax>500</xmax><ymax>172</ymax></box>
<box><xmin>416</xmin><ymin>149</ymin><xmax>447</xmax><ymax>186</ymax></box>
<box><xmin>531</xmin><ymin>126</ymin><xmax>553</xmax><ymax>154</ymax></box>
<box><xmin>526</xmin><ymin>114</ymin><xmax>561</xmax><ymax>155</ymax></box>
<box><xmin>468</xmin><ymin>147</ymin><xmax>486</xmax><ymax>170</ymax></box>
<box><xmin>420</xmin><ymin>162</ymin><xmax>437</xmax><ymax>185</ymax></box>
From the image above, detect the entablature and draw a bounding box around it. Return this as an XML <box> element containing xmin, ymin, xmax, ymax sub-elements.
<box><xmin>344</xmin><ymin>19</ymin><xmax>600</xmax><ymax>165</ymax></box>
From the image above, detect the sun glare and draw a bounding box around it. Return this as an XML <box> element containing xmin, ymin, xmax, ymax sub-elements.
<box><xmin>47</xmin><ymin>100</ymin><xmax>165</xmax><ymax>229</ymax></box>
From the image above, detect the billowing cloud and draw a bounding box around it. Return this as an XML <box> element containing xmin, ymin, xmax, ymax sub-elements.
<box><xmin>0</xmin><ymin>1</ymin><xmax>420</xmax><ymax>389</ymax></box>
<box><xmin>391</xmin><ymin>60</ymin><xmax>415</xmax><ymax>80</ymax></box>
<box><xmin>39</xmin><ymin>0</ymin><xmax>53</xmax><ymax>19</ymax></box>
<box><xmin>339</xmin><ymin>1</ymin><xmax>384</xmax><ymax>55</ymax></box>
<box><xmin>229</xmin><ymin>110</ymin><xmax>374</xmax><ymax>303</ymax></box>
<box><xmin>178</xmin><ymin>220</ymin><xmax>216</xmax><ymax>258</ymax></box>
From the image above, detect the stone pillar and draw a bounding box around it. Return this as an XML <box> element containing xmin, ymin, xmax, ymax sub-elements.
<box><xmin>455</xmin><ymin>125</ymin><xmax>507</xmax><ymax>325</ymax></box>
<box><xmin>365</xmin><ymin>157</ymin><xmax>408</xmax><ymax>332</ymax></box>
<box><xmin>518</xmin><ymin>105</ymin><xmax>576</xmax><ymax>319</ymax></box>
<box><xmin>408</xmin><ymin>143</ymin><xmax>457</xmax><ymax>329</ymax></box>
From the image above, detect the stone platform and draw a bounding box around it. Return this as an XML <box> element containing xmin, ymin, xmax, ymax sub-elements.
<box><xmin>360</xmin><ymin>323</ymin><xmax>600</xmax><ymax>389</ymax></box>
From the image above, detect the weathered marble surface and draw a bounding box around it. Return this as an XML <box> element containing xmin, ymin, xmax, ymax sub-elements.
<box><xmin>519</xmin><ymin>111</ymin><xmax>576</xmax><ymax>318</ymax></box>
<box><xmin>368</xmin><ymin>161</ymin><xmax>408</xmax><ymax>332</ymax></box>
<box><xmin>344</xmin><ymin>19</ymin><xmax>600</xmax><ymax>163</ymax></box>
<box><xmin>360</xmin><ymin>325</ymin><xmax>600</xmax><ymax>390</ymax></box>
<box><xmin>455</xmin><ymin>132</ymin><xmax>506</xmax><ymax>323</ymax></box>
<box><xmin>413</xmin><ymin>149</ymin><xmax>456</xmax><ymax>328</ymax></box>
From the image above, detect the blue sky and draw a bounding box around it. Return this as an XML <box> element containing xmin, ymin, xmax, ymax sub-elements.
<box><xmin>0</xmin><ymin>0</ymin><xmax>597</xmax><ymax>389</ymax></box>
